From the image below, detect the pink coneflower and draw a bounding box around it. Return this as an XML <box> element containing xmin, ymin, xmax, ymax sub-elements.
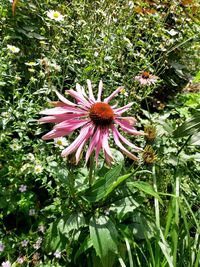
<box><xmin>39</xmin><ymin>80</ymin><xmax>143</xmax><ymax>165</ymax></box>
<box><xmin>135</xmin><ymin>71</ymin><xmax>158</xmax><ymax>86</ymax></box>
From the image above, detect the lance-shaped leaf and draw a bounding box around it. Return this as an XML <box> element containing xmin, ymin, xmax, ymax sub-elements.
<box><xmin>89</xmin><ymin>215</ymin><xmax>118</xmax><ymax>267</ymax></box>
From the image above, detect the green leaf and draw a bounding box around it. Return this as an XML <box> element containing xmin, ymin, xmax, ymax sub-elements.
<box><xmin>89</xmin><ymin>216</ymin><xmax>118</xmax><ymax>267</ymax></box>
<box><xmin>45</xmin><ymin>213</ymin><xmax>86</xmax><ymax>252</ymax></box>
<box><xmin>173</xmin><ymin>113</ymin><xmax>200</xmax><ymax>138</ymax></box>
<box><xmin>82</xmin><ymin>164</ymin><xmax>122</xmax><ymax>202</ymax></box>
<box><xmin>74</xmin><ymin>236</ymin><xmax>93</xmax><ymax>262</ymax></box>
<box><xmin>127</xmin><ymin>181</ymin><xmax>163</xmax><ymax>204</ymax></box>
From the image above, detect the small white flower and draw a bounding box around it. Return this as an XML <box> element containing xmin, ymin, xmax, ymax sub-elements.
<box><xmin>53</xmin><ymin>251</ymin><xmax>61</xmax><ymax>258</ymax></box>
<box><xmin>10</xmin><ymin>143</ymin><xmax>21</xmax><ymax>151</ymax></box>
<box><xmin>27</xmin><ymin>153</ymin><xmax>35</xmax><ymax>161</ymax></box>
<box><xmin>94</xmin><ymin>51</ymin><xmax>99</xmax><ymax>57</ymax></box>
<box><xmin>1</xmin><ymin>261</ymin><xmax>11</xmax><ymax>267</ymax></box>
<box><xmin>47</xmin><ymin>10</ymin><xmax>64</xmax><ymax>21</ymax></box>
<box><xmin>28</xmin><ymin>68</ymin><xmax>35</xmax><ymax>73</ymax></box>
<box><xmin>1</xmin><ymin>112</ymin><xmax>10</xmax><ymax>118</ymax></box>
<box><xmin>38</xmin><ymin>224</ymin><xmax>45</xmax><ymax>233</ymax></box>
<box><xmin>50</xmin><ymin>63</ymin><xmax>61</xmax><ymax>72</ymax></box>
<box><xmin>21</xmin><ymin>240</ymin><xmax>28</xmax><ymax>247</ymax></box>
<box><xmin>54</xmin><ymin>137</ymin><xmax>68</xmax><ymax>149</ymax></box>
<box><xmin>33</xmin><ymin>237</ymin><xmax>42</xmax><ymax>250</ymax></box>
<box><xmin>29</xmin><ymin>209</ymin><xmax>36</xmax><ymax>216</ymax></box>
<box><xmin>0</xmin><ymin>242</ymin><xmax>5</xmax><ymax>252</ymax></box>
<box><xmin>15</xmin><ymin>76</ymin><xmax>21</xmax><ymax>81</ymax></box>
<box><xmin>34</xmin><ymin>164</ymin><xmax>43</xmax><ymax>174</ymax></box>
<box><xmin>25</xmin><ymin>61</ymin><xmax>38</xmax><ymax>66</ymax></box>
<box><xmin>19</xmin><ymin>184</ymin><xmax>27</xmax><ymax>192</ymax></box>
<box><xmin>7</xmin><ymin>45</ymin><xmax>20</xmax><ymax>53</ymax></box>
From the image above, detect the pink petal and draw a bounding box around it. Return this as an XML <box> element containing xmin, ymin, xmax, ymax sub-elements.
<box><xmin>38</xmin><ymin>113</ymin><xmax>87</xmax><ymax>124</ymax></box>
<box><xmin>67</xmin><ymin>89</ymin><xmax>91</xmax><ymax>108</ymax></box>
<box><xmin>55</xmin><ymin>90</ymin><xmax>76</xmax><ymax>106</ymax></box>
<box><xmin>114</xmin><ymin>128</ymin><xmax>143</xmax><ymax>151</ymax></box>
<box><xmin>86</xmin><ymin>127</ymin><xmax>100</xmax><ymax>163</ymax></box>
<box><xmin>114</xmin><ymin>103</ymin><xmax>133</xmax><ymax>115</ymax></box>
<box><xmin>40</xmin><ymin>106</ymin><xmax>86</xmax><ymax>115</ymax></box>
<box><xmin>61</xmin><ymin>123</ymin><xmax>93</xmax><ymax>157</ymax></box>
<box><xmin>101</xmin><ymin>128</ymin><xmax>113</xmax><ymax>164</ymax></box>
<box><xmin>104</xmin><ymin>86</ymin><xmax>123</xmax><ymax>103</ymax></box>
<box><xmin>97</xmin><ymin>80</ymin><xmax>103</xmax><ymax>102</ymax></box>
<box><xmin>111</xmin><ymin>126</ymin><xmax>138</xmax><ymax>161</ymax></box>
<box><xmin>42</xmin><ymin>120</ymin><xmax>89</xmax><ymax>140</ymax></box>
<box><xmin>87</xmin><ymin>79</ymin><xmax>95</xmax><ymax>102</ymax></box>
<box><xmin>54</xmin><ymin>119</ymin><xmax>89</xmax><ymax>130</ymax></box>
<box><xmin>115</xmin><ymin>119</ymin><xmax>144</xmax><ymax>136</ymax></box>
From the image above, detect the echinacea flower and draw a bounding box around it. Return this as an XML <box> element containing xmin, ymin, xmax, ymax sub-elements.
<box><xmin>39</xmin><ymin>80</ymin><xmax>143</xmax><ymax>165</ymax></box>
<box><xmin>46</xmin><ymin>10</ymin><xmax>64</xmax><ymax>21</ymax></box>
<box><xmin>7</xmin><ymin>44</ymin><xmax>20</xmax><ymax>53</ymax></box>
<box><xmin>135</xmin><ymin>71</ymin><xmax>158</xmax><ymax>86</ymax></box>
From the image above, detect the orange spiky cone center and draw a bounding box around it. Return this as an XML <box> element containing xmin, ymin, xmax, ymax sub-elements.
<box><xmin>89</xmin><ymin>102</ymin><xmax>114</xmax><ymax>126</ymax></box>
<box><xmin>142</xmin><ymin>71</ymin><xmax>150</xmax><ymax>79</ymax></box>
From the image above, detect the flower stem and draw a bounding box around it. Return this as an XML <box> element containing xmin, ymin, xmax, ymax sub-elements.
<box><xmin>89</xmin><ymin>154</ymin><xmax>95</xmax><ymax>186</ymax></box>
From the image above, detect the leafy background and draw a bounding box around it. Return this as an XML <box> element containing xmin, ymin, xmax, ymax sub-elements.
<box><xmin>0</xmin><ymin>0</ymin><xmax>200</xmax><ymax>266</ymax></box>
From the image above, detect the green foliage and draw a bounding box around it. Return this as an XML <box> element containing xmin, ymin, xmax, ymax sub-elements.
<box><xmin>0</xmin><ymin>0</ymin><xmax>200</xmax><ymax>266</ymax></box>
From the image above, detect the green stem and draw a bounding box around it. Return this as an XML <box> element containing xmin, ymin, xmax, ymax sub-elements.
<box><xmin>89</xmin><ymin>154</ymin><xmax>95</xmax><ymax>186</ymax></box>
<box><xmin>152</xmin><ymin>164</ymin><xmax>161</xmax><ymax>267</ymax></box>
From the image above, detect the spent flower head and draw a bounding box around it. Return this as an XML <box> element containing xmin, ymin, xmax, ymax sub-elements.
<box><xmin>47</xmin><ymin>10</ymin><xmax>64</xmax><ymax>21</ymax></box>
<box><xmin>39</xmin><ymin>80</ymin><xmax>144</xmax><ymax>165</ymax></box>
<box><xmin>7</xmin><ymin>45</ymin><xmax>20</xmax><ymax>53</ymax></box>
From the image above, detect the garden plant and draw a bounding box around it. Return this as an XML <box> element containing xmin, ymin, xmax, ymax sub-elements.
<box><xmin>0</xmin><ymin>0</ymin><xmax>200</xmax><ymax>266</ymax></box>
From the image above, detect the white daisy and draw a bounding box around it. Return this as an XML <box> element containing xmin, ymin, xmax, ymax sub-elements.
<box><xmin>7</xmin><ymin>45</ymin><xmax>20</xmax><ymax>53</ymax></box>
<box><xmin>47</xmin><ymin>10</ymin><xmax>64</xmax><ymax>21</ymax></box>
<box><xmin>34</xmin><ymin>164</ymin><xmax>43</xmax><ymax>174</ymax></box>
<box><xmin>54</xmin><ymin>137</ymin><xmax>68</xmax><ymax>149</ymax></box>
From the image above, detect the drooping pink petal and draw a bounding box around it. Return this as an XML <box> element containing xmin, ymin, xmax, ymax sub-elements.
<box><xmin>76</xmin><ymin>83</ymin><xmax>87</xmax><ymax>98</ymax></box>
<box><xmin>97</xmin><ymin>80</ymin><xmax>103</xmax><ymax>102</ymax></box>
<box><xmin>113</xmin><ymin>128</ymin><xmax>143</xmax><ymax>151</ymax></box>
<box><xmin>61</xmin><ymin>123</ymin><xmax>93</xmax><ymax>157</ymax></box>
<box><xmin>38</xmin><ymin>113</ymin><xmax>88</xmax><ymax>124</ymax></box>
<box><xmin>55</xmin><ymin>90</ymin><xmax>76</xmax><ymax>106</ymax></box>
<box><xmin>111</xmin><ymin>125</ymin><xmax>138</xmax><ymax>161</ymax></box>
<box><xmin>104</xmin><ymin>86</ymin><xmax>123</xmax><ymax>103</ymax></box>
<box><xmin>115</xmin><ymin>118</ymin><xmax>144</xmax><ymax>136</ymax></box>
<box><xmin>101</xmin><ymin>128</ymin><xmax>113</xmax><ymax>164</ymax></box>
<box><xmin>87</xmin><ymin>79</ymin><xmax>95</xmax><ymax>102</ymax></box>
<box><xmin>67</xmin><ymin>89</ymin><xmax>91</xmax><ymax>108</ymax></box>
<box><xmin>40</xmin><ymin>106</ymin><xmax>86</xmax><ymax>115</ymax></box>
<box><xmin>53</xmin><ymin>119</ymin><xmax>89</xmax><ymax>130</ymax></box>
<box><xmin>42</xmin><ymin>120</ymin><xmax>89</xmax><ymax>140</ymax></box>
<box><xmin>95</xmin><ymin>129</ymin><xmax>103</xmax><ymax>163</ymax></box>
<box><xmin>113</xmin><ymin>102</ymin><xmax>133</xmax><ymax>115</ymax></box>
<box><xmin>85</xmin><ymin>127</ymin><xmax>100</xmax><ymax>163</ymax></box>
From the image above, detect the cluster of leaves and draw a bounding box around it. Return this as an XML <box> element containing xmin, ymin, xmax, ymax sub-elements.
<box><xmin>0</xmin><ymin>0</ymin><xmax>199</xmax><ymax>266</ymax></box>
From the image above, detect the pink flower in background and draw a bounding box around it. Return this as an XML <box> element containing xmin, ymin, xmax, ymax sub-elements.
<box><xmin>1</xmin><ymin>261</ymin><xmax>11</xmax><ymax>267</ymax></box>
<box><xmin>135</xmin><ymin>71</ymin><xmax>158</xmax><ymax>86</ymax></box>
<box><xmin>39</xmin><ymin>80</ymin><xmax>143</xmax><ymax>165</ymax></box>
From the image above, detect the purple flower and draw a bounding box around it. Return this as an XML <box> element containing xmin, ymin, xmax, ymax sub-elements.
<box><xmin>0</xmin><ymin>243</ymin><xmax>5</xmax><ymax>252</ymax></box>
<box><xmin>39</xmin><ymin>80</ymin><xmax>144</xmax><ymax>165</ymax></box>
<box><xmin>19</xmin><ymin>184</ymin><xmax>27</xmax><ymax>192</ymax></box>
<box><xmin>53</xmin><ymin>251</ymin><xmax>61</xmax><ymax>258</ymax></box>
<box><xmin>17</xmin><ymin>256</ymin><xmax>25</xmax><ymax>264</ymax></box>
<box><xmin>21</xmin><ymin>240</ymin><xmax>28</xmax><ymax>247</ymax></box>
<box><xmin>1</xmin><ymin>261</ymin><xmax>11</xmax><ymax>267</ymax></box>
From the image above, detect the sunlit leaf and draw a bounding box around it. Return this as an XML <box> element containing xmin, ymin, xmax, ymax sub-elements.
<box><xmin>89</xmin><ymin>215</ymin><xmax>118</xmax><ymax>267</ymax></box>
